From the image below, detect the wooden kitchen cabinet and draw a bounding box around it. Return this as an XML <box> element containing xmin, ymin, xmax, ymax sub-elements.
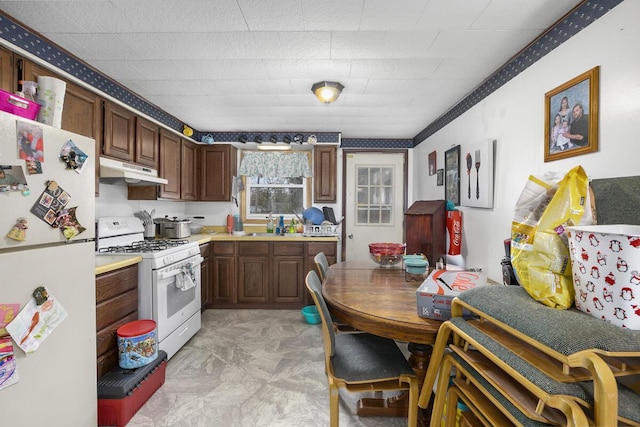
<box><xmin>18</xmin><ymin>58</ymin><xmax>104</xmax><ymax>195</ymax></box>
<box><xmin>136</xmin><ymin>116</ymin><xmax>160</xmax><ymax>168</ymax></box>
<box><xmin>200</xmin><ymin>242</ymin><xmax>212</xmax><ymax>311</ymax></box>
<box><xmin>313</xmin><ymin>145</ymin><xmax>337</xmax><ymax>202</ymax></box>
<box><xmin>199</xmin><ymin>144</ymin><xmax>237</xmax><ymax>201</ymax></box>
<box><xmin>181</xmin><ymin>138</ymin><xmax>198</xmax><ymax>201</ymax></box>
<box><xmin>0</xmin><ymin>46</ymin><xmax>13</xmax><ymax>91</ymax></box>
<box><xmin>96</xmin><ymin>264</ymin><xmax>138</xmax><ymax>379</ymax></box>
<box><xmin>237</xmin><ymin>242</ymin><xmax>270</xmax><ymax>305</ymax></box>
<box><xmin>103</xmin><ymin>101</ymin><xmax>136</xmax><ymax>162</ymax></box>
<box><xmin>212</xmin><ymin>240</ymin><xmax>337</xmax><ymax>309</ymax></box>
<box><xmin>212</xmin><ymin>242</ymin><xmax>236</xmax><ymax>306</ymax></box>
<box><xmin>103</xmin><ymin>101</ymin><xmax>159</xmax><ymax>168</ymax></box>
<box><xmin>158</xmin><ymin>128</ymin><xmax>181</xmax><ymax>199</ymax></box>
<box><xmin>272</xmin><ymin>242</ymin><xmax>305</xmax><ymax>304</ymax></box>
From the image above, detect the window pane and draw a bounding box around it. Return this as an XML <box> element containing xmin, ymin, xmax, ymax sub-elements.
<box><xmin>370</xmin><ymin>168</ymin><xmax>379</xmax><ymax>185</ymax></box>
<box><xmin>381</xmin><ymin>207</ymin><xmax>392</xmax><ymax>224</ymax></box>
<box><xmin>357</xmin><ymin>187</ymin><xmax>368</xmax><ymax>204</ymax></box>
<box><xmin>370</xmin><ymin>209</ymin><xmax>380</xmax><ymax>223</ymax></box>
<box><xmin>381</xmin><ymin>167</ymin><xmax>393</xmax><ymax>185</ymax></box>
<box><xmin>357</xmin><ymin>209</ymin><xmax>368</xmax><ymax>223</ymax></box>
<box><xmin>357</xmin><ymin>167</ymin><xmax>368</xmax><ymax>185</ymax></box>
<box><xmin>249</xmin><ymin>187</ymin><xmax>304</xmax><ymax>215</ymax></box>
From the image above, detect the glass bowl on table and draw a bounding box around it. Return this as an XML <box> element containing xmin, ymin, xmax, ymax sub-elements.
<box><xmin>369</xmin><ymin>242</ymin><xmax>406</xmax><ymax>268</ymax></box>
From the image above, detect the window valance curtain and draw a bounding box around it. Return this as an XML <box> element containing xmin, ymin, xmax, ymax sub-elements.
<box><xmin>238</xmin><ymin>151</ymin><xmax>312</xmax><ymax>178</ymax></box>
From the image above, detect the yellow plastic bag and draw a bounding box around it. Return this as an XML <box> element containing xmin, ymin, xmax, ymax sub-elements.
<box><xmin>511</xmin><ymin>165</ymin><xmax>593</xmax><ymax>309</ymax></box>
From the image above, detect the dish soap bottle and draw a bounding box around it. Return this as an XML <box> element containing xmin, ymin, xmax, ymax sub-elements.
<box><xmin>266</xmin><ymin>214</ymin><xmax>274</xmax><ymax>233</ymax></box>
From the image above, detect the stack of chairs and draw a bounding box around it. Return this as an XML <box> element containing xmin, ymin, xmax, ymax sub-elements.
<box><xmin>419</xmin><ymin>285</ymin><xmax>640</xmax><ymax>426</ymax></box>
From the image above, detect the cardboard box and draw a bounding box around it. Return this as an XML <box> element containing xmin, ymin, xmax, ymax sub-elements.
<box><xmin>416</xmin><ymin>269</ymin><xmax>488</xmax><ymax>320</ymax></box>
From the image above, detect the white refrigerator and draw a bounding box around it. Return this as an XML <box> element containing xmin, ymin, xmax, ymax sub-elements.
<box><xmin>0</xmin><ymin>110</ymin><xmax>97</xmax><ymax>425</ymax></box>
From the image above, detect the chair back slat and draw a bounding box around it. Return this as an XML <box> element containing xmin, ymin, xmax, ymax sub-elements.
<box><xmin>314</xmin><ymin>252</ymin><xmax>330</xmax><ymax>282</ymax></box>
<box><xmin>305</xmin><ymin>270</ymin><xmax>336</xmax><ymax>357</ymax></box>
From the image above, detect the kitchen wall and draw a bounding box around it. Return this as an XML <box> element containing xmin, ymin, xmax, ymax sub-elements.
<box><xmin>411</xmin><ymin>0</ymin><xmax>640</xmax><ymax>282</ymax></box>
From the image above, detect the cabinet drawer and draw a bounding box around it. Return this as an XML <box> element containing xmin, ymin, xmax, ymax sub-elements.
<box><xmin>238</xmin><ymin>241</ymin><xmax>269</xmax><ymax>256</ymax></box>
<box><xmin>213</xmin><ymin>241</ymin><xmax>235</xmax><ymax>255</ymax></box>
<box><xmin>273</xmin><ymin>242</ymin><xmax>304</xmax><ymax>256</ymax></box>
<box><xmin>96</xmin><ymin>265</ymin><xmax>138</xmax><ymax>303</ymax></box>
<box><xmin>307</xmin><ymin>242</ymin><xmax>336</xmax><ymax>256</ymax></box>
<box><xmin>96</xmin><ymin>289</ymin><xmax>138</xmax><ymax>331</ymax></box>
<box><xmin>199</xmin><ymin>242</ymin><xmax>211</xmax><ymax>257</ymax></box>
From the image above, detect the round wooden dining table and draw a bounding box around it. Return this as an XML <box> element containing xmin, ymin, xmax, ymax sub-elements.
<box><xmin>322</xmin><ymin>259</ymin><xmax>443</xmax><ymax>425</ymax></box>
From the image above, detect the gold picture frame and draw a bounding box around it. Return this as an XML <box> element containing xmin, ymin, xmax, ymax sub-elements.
<box><xmin>544</xmin><ymin>66</ymin><xmax>599</xmax><ymax>162</ymax></box>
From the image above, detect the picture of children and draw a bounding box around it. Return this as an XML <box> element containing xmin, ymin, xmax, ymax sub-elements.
<box><xmin>551</xmin><ymin>115</ymin><xmax>573</xmax><ymax>152</ymax></box>
<box><xmin>0</xmin><ymin>165</ymin><xmax>28</xmax><ymax>192</ymax></box>
<box><xmin>17</xmin><ymin>122</ymin><xmax>44</xmax><ymax>162</ymax></box>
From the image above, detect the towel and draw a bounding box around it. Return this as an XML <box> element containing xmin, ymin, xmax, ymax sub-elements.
<box><xmin>176</xmin><ymin>264</ymin><xmax>196</xmax><ymax>291</ymax></box>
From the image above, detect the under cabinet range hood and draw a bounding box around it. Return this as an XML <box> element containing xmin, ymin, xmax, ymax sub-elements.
<box><xmin>99</xmin><ymin>157</ymin><xmax>168</xmax><ymax>185</ymax></box>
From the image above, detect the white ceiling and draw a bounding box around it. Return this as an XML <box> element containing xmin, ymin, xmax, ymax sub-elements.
<box><xmin>0</xmin><ymin>0</ymin><xmax>583</xmax><ymax>139</ymax></box>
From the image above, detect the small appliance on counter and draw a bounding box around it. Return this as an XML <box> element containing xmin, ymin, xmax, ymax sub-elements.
<box><xmin>154</xmin><ymin>216</ymin><xmax>192</xmax><ymax>239</ymax></box>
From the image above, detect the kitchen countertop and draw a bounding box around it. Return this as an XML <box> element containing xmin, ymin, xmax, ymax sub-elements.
<box><xmin>95</xmin><ymin>233</ymin><xmax>338</xmax><ymax>275</ymax></box>
<box><xmin>95</xmin><ymin>255</ymin><xmax>143</xmax><ymax>275</ymax></box>
<box><xmin>188</xmin><ymin>232</ymin><xmax>339</xmax><ymax>245</ymax></box>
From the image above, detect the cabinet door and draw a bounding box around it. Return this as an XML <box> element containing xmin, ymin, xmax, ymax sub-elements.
<box><xmin>314</xmin><ymin>145</ymin><xmax>337</xmax><ymax>202</ymax></box>
<box><xmin>159</xmin><ymin>129</ymin><xmax>181</xmax><ymax>199</ymax></box>
<box><xmin>199</xmin><ymin>145</ymin><xmax>237</xmax><ymax>201</ymax></box>
<box><xmin>135</xmin><ymin>117</ymin><xmax>159</xmax><ymax>168</ymax></box>
<box><xmin>272</xmin><ymin>257</ymin><xmax>305</xmax><ymax>304</ymax></box>
<box><xmin>212</xmin><ymin>242</ymin><xmax>236</xmax><ymax>306</ymax></box>
<box><xmin>180</xmin><ymin>139</ymin><xmax>198</xmax><ymax>201</ymax></box>
<box><xmin>0</xmin><ymin>46</ymin><xmax>13</xmax><ymax>91</ymax></box>
<box><xmin>237</xmin><ymin>241</ymin><xmax>269</xmax><ymax>304</ymax></box>
<box><xmin>103</xmin><ymin>102</ymin><xmax>136</xmax><ymax>161</ymax></box>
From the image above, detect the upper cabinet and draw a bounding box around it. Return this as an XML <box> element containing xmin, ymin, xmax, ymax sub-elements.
<box><xmin>135</xmin><ymin>117</ymin><xmax>160</xmax><ymax>168</ymax></box>
<box><xmin>313</xmin><ymin>145</ymin><xmax>337</xmax><ymax>202</ymax></box>
<box><xmin>0</xmin><ymin>46</ymin><xmax>13</xmax><ymax>91</ymax></box>
<box><xmin>18</xmin><ymin>58</ymin><xmax>104</xmax><ymax>195</ymax></box>
<box><xmin>180</xmin><ymin>139</ymin><xmax>198</xmax><ymax>201</ymax></box>
<box><xmin>103</xmin><ymin>102</ymin><xmax>159</xmax><ymax>169</ymax></box>
<box><xmin>200</xmin><ymin>145</ymin><xmax>237</xmax><ymax>201</ymax></box>
<box><xmin>158</xmin><ymin>129</ymin><xmax>181</xmax><ymax>200</ymax></box>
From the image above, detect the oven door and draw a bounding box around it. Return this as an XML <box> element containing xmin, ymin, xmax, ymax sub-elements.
<box><xmin>153</xmin><ymin>255</ymin><xmax>203</xmax><ymax>342</ymax></box>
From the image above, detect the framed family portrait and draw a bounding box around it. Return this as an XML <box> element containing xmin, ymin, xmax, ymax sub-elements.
<box><xmin>428</xmin><ymin>151</ymin><xmax>437</xmax><ymax>175</ymax></box>
<box><xmin>444</xmin><ymin>145</ymin><xmax>460</xmax><ymax>205</ymax></box>
<box><xmin>544</xmin><ymin>66</ymin><xmax>599</xmax><ymax>162</ymax></box>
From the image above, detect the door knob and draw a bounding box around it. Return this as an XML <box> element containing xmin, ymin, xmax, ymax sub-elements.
<box><xmin>348</xmin><ymin>234</ymin><xmax>353</xmax><ymax>239</ymax></box>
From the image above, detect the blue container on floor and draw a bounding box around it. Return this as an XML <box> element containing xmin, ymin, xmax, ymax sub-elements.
<box><xmin>302</xmin><ymin>305</ymin><xmax>321</xmax><ymax>324</ymax></box>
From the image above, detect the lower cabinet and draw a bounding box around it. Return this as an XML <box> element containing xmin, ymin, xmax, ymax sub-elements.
<box><xmin>211</xmin><ymin>240</ymin><xmax>336</xmax><ymax>309</ymax></box>
<box><xmin>95</xmin><ymin>264</ymin><xmax>138</xmax><ymax>379</ymax></box>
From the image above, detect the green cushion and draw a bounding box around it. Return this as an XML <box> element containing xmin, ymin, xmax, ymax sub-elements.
<box><xmin>457</xmin><ymin>286</ymin><xmax>640</xmax><ymax>354</ymax></box>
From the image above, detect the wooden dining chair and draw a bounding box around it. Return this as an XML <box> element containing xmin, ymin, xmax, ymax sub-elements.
<box><xmin>314</xmin><ymin>252</ymin><xmax>330</xmax><ymax>282</ymax></box>
<box><xmin>313</xmin><ymin>253</ymin><xmax>361</xmax><ymax>334</ymax></box>
<box><xmin>305</xmin><ymin>270</ymin><xmax>419</xmax><ymax>427</ymax></box>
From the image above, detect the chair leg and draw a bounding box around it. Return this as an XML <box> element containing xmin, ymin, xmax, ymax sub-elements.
<box><xmin>430</xmin><ymin>355</ymin><xmax>455</xmax><ymax>427</ymax></box>
<box><xmin>419</xmin><ymin>321</ymin><xmax>454</xmax><ymax>408</ymax></box>
<box><xmin>403</xmin><ymin>376</ymin><xmax>419</xmax><ymax>427</ymax></box>
<box><xmin>329</xmin><ymin>383</ymin><xmax>340</xmax><ymax>427</ymax></box>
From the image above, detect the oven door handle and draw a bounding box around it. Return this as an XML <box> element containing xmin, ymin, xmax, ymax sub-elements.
<box><xmin>158</xmin><ymin>256</ymin><xmax>204</xmax><ymax>280</ymax></box>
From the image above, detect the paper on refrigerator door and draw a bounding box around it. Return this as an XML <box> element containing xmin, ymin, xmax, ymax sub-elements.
<box><xmin>6</xmin><ymin>287</ymin><xmax>67</xmax><ymax>354</ymax></box>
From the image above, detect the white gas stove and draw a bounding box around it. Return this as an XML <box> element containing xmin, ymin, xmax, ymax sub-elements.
<box><xmin>96</xmin><ymin>216</ymin><xmax>202</xmax><ymax>359</ymax></box>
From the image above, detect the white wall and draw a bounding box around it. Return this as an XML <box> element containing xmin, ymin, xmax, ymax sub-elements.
<box><xmin>412</xmin><ymin>0</ymin><xmax>640</xmax><ymax>283</ymax></box>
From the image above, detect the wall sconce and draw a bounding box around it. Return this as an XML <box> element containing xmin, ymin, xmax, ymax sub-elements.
<box><xmin>311</xmin><ymin>81</ymin><xmax>344</xmax><ymax>104</ymax></box>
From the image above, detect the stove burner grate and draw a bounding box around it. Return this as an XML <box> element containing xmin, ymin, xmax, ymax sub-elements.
<box><xmin>98</xmin><ymin>239</ymin><xmax>190</xmax><ymax>254</ymax></box>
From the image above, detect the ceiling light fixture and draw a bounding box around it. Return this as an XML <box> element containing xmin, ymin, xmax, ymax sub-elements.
<box><xmin>311</xmin><ymin>81</ymin><xmax>344</xmax><ymax>104</ymax></box>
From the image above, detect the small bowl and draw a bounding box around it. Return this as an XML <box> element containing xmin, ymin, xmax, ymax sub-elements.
<box><xmin>405</xmin><ymin>258</ymin><xmax>428</xmax><ymax>274</ymax></box>
<box><xmin>301</xmin><ymin>305</ymin><xmax>321</xmax><ymax>324</ymax></box>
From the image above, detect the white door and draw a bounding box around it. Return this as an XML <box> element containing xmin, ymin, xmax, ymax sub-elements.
<box><xmin>344</xmin><ymin>152</ymin><xmax>405</xmax><ymax>261</ymax></box>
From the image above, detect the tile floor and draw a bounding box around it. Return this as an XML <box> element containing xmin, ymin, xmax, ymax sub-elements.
<box><xmin>126</xmin><ymin>309</ymin><xmax>410</xmax><ymax>427</ymax></box>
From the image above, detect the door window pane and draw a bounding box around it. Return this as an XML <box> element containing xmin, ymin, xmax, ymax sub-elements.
<box><xmin>355</xmin><ymin>166</ymin><xmax>394</xmax><ymax>225</ymax></box>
